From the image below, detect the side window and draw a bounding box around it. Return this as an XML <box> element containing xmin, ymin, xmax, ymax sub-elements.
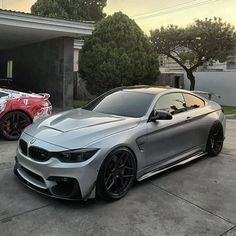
<box><xmin>0</xmin><ymin>92</ymin><xmax>8</xmax><ymax>98</ymax></box>
<box><xmin>155</xmin><ymin>93</ymin><xmax>186</xmax><ymax>115</ymax></box>
<box><xmin>183</xmin><ymin>93</ymin><xmax>205</xmax><ymax>110</ymax></box>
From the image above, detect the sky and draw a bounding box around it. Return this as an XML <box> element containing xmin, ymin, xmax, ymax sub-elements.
<box><xmin>1</xmin><ymin>0</ymin><xmax>236</xmax><ymax>33</ymax></box>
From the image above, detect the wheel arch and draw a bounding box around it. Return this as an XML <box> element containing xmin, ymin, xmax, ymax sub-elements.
<box><xmin>96</xmin><ymin>144</ymin><xmax>138</xmax><ymax>200</ymax></box>
<box><xmin>93</xmin><ymin>145</ymin><xmax>139</xmax><ymax>198</ymax></box>
<box><xmin>206</xmin><ymin>120</ymin><xmax>224</xmax><ymax>156</ymax></box>
<box><xmin>207</xmin><ymin>120</ymin><xmax>224</xmax><ymax>136</ymax></box>
<box><xmin>98</xmin><ymin>144</ymin><xmax>138</xmax><ymax>178</ymax></box>
<box><xmin>2</xmin><ymin>109</ymin><xmax>33</xmax><ymax>123</ymax></box>
<box><xmin>0</xmin><ymin>109</ymin><xmax>33</xmax><ymax>140</ymax></box>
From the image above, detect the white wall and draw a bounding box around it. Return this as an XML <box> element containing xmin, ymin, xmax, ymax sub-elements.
<box><xmin>184</xmin><ymin>72</ymin><xmax>236</xmax><ymax>106</ymax></box>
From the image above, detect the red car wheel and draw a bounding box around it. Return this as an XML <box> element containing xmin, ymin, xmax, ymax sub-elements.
<box><xmin>0</xmin><ymin>111</ymin><xmax>31</xmax><ymax>140</ymax></box>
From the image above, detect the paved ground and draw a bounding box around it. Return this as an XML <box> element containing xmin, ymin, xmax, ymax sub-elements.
<box><xmin>0</xmin><ymin>120</ymin><xmax>236</xmax><ymax>236</ymax></box>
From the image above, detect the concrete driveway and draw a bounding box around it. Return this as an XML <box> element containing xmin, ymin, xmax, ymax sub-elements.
<box><xmin>0</xmin><ymin>120</ymin><xmax>236</xmax><ymax>236</ymax></box>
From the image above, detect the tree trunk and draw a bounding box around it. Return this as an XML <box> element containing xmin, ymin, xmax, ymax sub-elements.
<box><xmin>186</xmin><ymin>70</ymin><xmax>195</xmax><ymax>91</ymax></box>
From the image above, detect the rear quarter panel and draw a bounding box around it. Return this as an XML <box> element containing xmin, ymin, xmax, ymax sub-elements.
<box><xmin>0</xmin><ymin>95</ymin><xmax>51</xmax><ymax>121</ymax></box>
<box><xmin>198</xmin><ymin>100</ymin><xmax>225</xmax><ymax>147</ymax></box>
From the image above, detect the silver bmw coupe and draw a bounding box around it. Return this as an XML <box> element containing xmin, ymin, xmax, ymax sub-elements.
<box><xmin>14</xmin><ymin>86</ymin><xmax>225</xmax><ymax>201</ymax></box>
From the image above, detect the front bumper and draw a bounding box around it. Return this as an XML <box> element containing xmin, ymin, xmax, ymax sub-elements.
<box><xmin>14</xmin><ymin>161</ymin><xmax>83</xmax><ymax>200</ymax></box>
<box><xmin>14</xmin><ymin>134</ymin><xmax>107</xmax><ymax>200</ymax></box>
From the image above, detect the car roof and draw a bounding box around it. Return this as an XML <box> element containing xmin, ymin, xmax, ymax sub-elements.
<box><xmin>122</xmin><ymin>86</ymin><xmax>171</xmax><ymax>94</ymax></box>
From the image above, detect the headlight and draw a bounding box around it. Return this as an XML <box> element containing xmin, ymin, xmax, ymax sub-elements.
<box><xmin>58</xmin><ymin>149</ymin><xmax>99</xmax><ymax>163</ymax></box>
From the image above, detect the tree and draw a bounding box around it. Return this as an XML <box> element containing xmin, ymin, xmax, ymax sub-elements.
<box><xmin>80</xmin><ymin>12</ymin><xmax>160</xmax><ymax>95</ymax></box>
<box><xmin>150</xmin><ymin>17</ymin><xmax>236</xmax><ymax>90</ymax></box>
<box><xmin>31</xmin><ymin>0</ymin><xmax>107</xmax><ymax>22</ymax></box>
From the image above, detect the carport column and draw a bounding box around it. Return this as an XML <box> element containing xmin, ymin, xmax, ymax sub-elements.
<box><xmin>60</xmin><ymin>37</ymin><xmax>74</xmax><ymax>109</ymax></box>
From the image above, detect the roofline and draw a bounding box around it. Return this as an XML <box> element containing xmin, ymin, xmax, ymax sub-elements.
<box><xmin>103</xmin><ymin>85</ymin><xmax>171</xmax><ymax>95</ymax></box>
<box><xmin>0</xmin><ymin>9</ymin><xmax>94</xmax><ymax>36</ymax></box>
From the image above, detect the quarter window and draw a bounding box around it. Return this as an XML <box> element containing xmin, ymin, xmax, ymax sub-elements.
<box><xmin>155</xmin><ymin>93</ymin><xmax>186</xmax><ymax>115</ymax></box>
<box><xmin>0</xmin><ymin>92</ymin><xmax>8</xmax><ymax>98</ymax></box>
<box><xmin>183</xmin><ymin>93</ymin><xmax>205</xmax><ymax>110</ymax></box>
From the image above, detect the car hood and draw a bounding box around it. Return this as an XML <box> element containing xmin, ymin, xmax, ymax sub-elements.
<box><xmin>24</xmin><ymin>108</ymin><xmax>140</xmax><ymax>149</ymax></box>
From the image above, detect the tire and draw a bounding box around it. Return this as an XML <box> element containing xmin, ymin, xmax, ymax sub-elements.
<box><xmin>206</xmin><ymin>122</ymin><xmax>224</xmax><ymax>157</ymax></box>
<box><xmin>97</xmin><ymin>147</ymin><xmax>137</xmax><ymax>201</ymax></box>
<box><xmin>0</xmin><ymin>111</ymin><xmax>31</xmax><ymax>140</ymax></box>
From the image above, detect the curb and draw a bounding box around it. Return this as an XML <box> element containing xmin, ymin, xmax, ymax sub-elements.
<box><xmin>226</xmin><ymin>114</ymin><xmax>236</xmax><ymax>120</ymax></box>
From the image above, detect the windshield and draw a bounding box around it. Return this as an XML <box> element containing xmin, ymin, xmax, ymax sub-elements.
<box><xmin>83</xmin><ymin>90</ymin><xmax>155</xmax><ymax>118</ymax></box>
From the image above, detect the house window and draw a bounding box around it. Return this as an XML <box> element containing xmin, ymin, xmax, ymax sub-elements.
<box><xmin>7</xmin><ymin>60</ymin><xmax>13</xmax><ymax>78</ymax></box>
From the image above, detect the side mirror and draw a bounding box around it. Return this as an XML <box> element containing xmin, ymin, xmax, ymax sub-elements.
<box><xmin>149</xmin><ymin>110</ymin><xmax>173</xmax><ymax>122</ymax></box>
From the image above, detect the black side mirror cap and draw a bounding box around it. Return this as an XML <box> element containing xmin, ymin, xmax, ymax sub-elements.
<box><xmin>149</xmin><ymin>110</ymin><xmax>173</xmax><ymax>122</ymax></box>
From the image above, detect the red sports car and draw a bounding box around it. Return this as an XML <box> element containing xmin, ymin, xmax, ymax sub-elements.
<box><xmin>0</xmin><ymin>88</ymin><xmax>52</xmax><ymax>140</ymax></box>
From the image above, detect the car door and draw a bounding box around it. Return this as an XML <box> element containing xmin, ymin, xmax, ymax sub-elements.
<box><xmin>180</xmin><ymin>93</ymin><xmax>208</xmax><ymax>153</ymax></box>
<box><xmin>144</xmin><ymin>92</ymin><xmax>188</xmax><ymax>168</ymax></box>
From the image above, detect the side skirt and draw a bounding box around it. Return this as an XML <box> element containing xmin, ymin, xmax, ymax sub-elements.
<box><xmin>137</xmin><ymin>152</ymin><xmax>207</xmax><ymax>182</ymax></box>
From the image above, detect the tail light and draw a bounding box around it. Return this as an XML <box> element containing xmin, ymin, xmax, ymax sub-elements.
<box><xmin>41</xmin><ymin>101</ymin><xmax>50</xmax><ymax>107</ymax></box>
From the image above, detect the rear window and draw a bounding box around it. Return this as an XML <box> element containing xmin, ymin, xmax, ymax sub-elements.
<box><xmin>183</xmin><ymin>93</ymin><xmax>205</xmax><ymax>110</ymax></box>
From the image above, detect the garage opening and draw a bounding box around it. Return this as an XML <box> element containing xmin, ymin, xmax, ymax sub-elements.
<box><xmin>0</xmin><ymin>10</ymin><xmax>93</xmax><ymax>108</ymax></box>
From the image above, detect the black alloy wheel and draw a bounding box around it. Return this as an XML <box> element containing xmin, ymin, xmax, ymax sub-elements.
<box><xmin>206</xmin><ymin>122</ymin><xmax>224</xmax><ymax>157</ymax></box>
<box><xmin>97</xmin><ymin>147</ymin><xmax>137</xmax><ymax>201</ymax></box>
<box><xmin>0</xmin><ymin>111</ymin><xmax>31</xmax><ymax>140</ymax></box>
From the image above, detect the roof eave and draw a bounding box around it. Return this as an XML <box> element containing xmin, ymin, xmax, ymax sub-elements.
<box><xmin>0</xmin><ymin>9</ymin><xmax>94</xmax><ymax>36</ymax></box>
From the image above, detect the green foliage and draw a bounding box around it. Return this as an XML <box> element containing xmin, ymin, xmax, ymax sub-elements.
<box><xmin>31</xmin><ymin>0</ymin><xmax>107</xmax><ymax>21</ymax></box>
<box><xmin>73</xmin><ymin>100</ymin><xmax>88</xmax><ymax>108</ymax></box>
<box><xmin>80</xmin><ymin>12</ymin><xmax>160</xmax><ymax>95</ymax></box>
<box><xmin>150</xmin><ymin>17</ymin><xmax>236</xmax><ymax>90</ymax></box>
<box><xmin>222</xmin><ymin>106</ymin><xmax>236</xmax><ymax>115</ymax></box>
